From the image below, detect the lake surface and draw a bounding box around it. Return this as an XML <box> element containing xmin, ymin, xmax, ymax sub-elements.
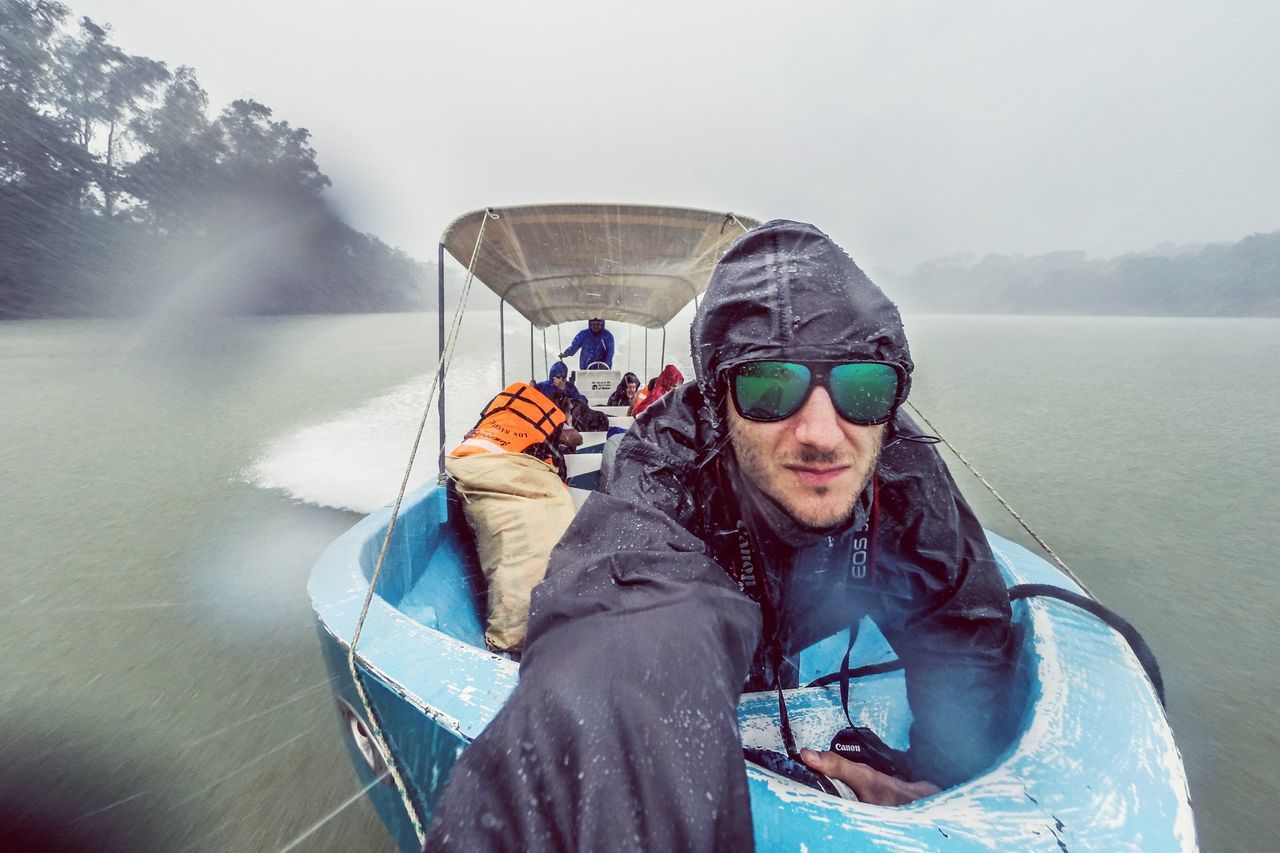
<box><xmin>2</xmin><ymin>310</ymin><xmax>1275</xmax><ymax>850</ymax></box>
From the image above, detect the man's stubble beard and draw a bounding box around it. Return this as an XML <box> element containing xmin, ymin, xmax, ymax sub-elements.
<box><xmin>728</xmin><ymin>420</ymin><xmax>884</xmax><ymax>531</ymax></box>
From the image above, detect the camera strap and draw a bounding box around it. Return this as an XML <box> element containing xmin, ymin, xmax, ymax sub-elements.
<box><xmin>743</xmin><ymin>495</ymin><xmax>880</xmax><ymax>763</ymax></box>
<box><xmin>712</xmin><ymin>458</ymin><xmax>883</xmax><ymax>762</ymax></box>
<box><xmin>837</xmin><ymin>620</ymin><xmax>861</xmax><ymax>729</ymax></box>
<box><xmin>734</xmin><ymin>527</ymin><xmax>801</xmax><ymax>760</ymax></box>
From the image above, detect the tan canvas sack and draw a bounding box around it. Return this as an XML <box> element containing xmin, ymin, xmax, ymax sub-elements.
<box><xmin>445</xmin><ymin>451</ymin><xmax>576</xmax><ymax>652</ymax></box>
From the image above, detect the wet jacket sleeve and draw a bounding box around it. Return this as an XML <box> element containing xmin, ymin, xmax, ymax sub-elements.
<box><xmin>872</xmin><ymin>428</ymin><xmax>1013</xmax><ymax>787</ymax></box>
<box><xmin>425</xmin><ymin>432</ymin><xmax>762</xmax><ymax>851</ymax></box>
<box><xmin>562</xmin><ymin>330</ymin><xmax>587</xmax><ymax>357</ymax></box>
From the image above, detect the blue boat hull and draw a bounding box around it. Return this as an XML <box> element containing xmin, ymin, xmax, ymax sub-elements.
<box><xmin>310</xmin><ymin>484</ymin><xmax>1196</xmax><ymax>850</ymax></box>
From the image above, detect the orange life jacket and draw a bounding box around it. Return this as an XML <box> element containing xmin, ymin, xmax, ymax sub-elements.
<box><xmin>452</xmin><ymin>382</ymin><xmax>567</xmax><ymax>475</ymax></box>
<box><xmin>628</xmin><ymin>386</ymin><xmax>649</xmax><ymax>416</ymax></box>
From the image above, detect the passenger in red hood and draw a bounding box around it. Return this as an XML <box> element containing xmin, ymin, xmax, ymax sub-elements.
<box><xmin>629</xmin><ymin>364</ymin><xmax>684</xmax><ymax>417</ymax></box>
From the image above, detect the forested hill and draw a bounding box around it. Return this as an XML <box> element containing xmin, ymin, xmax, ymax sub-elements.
<box><xmin>886</xmin><ymin>230</ymin><xmax>1280</xmax><ymax>317</ymax></box>
<box><xmin>1</xmin><ymin>2</ymin><xmax>430</xmax><ymax>319</ymax></box>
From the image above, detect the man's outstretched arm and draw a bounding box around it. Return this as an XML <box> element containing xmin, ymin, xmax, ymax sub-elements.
<box><xmin>426</xmin><ymin>494</ymin><xmax>761</xmax><ymax>851</ymax></box>
<box><xmin>558</xmin><ymin>331</ymin><xmax>587</xmax><ymax>359</ymax></box>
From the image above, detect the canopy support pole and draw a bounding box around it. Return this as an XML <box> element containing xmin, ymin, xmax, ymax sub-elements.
<box><xmin>660</xmin><ymin>327</ymin><xmax>667</xmax><ymax>368</ymax></box>
<box><xmin>437</xmin><ymin>243</ymin><xmax>446</xmax><ymax>477</ymax></box>
<box><xmin>529</xmin><ymin>320</ymin><xmax>535</xmax><ymax>380</ymax></box>
<box><xmin>644</xmin><ymin>328</ymin><xmax>649</xmax><ymax>380</ymax></box>
<box><xmin>542</xmin><ymin>328</ymin><xmax>549</xmax><ymax>376</ymax></box>
<box><xmin>499</xmin><ymin>299</ymin><xmax>506</xmax><ymax>386</ymax></box>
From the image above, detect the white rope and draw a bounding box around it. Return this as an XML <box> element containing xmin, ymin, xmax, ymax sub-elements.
<box><xmin>729</xmin><ymin>213</ymin><xmax>752</xmax><ymax>233</ymax></box>
<box><xmin>904</xmin><ymin>401</ymin><xmax>1094</xmax><ymax>597</ymax></box>
<box><xmin>345</xmin><ymin>208</ymin><xmax>498</xmax><ymax>848</ymax></box>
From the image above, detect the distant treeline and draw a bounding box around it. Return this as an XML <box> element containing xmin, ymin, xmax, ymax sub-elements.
<box><xmin>889</xmin><ymin>231</ymin><xmax>1280</xmax><ymax>317</ymax></box>
<box><xmin>1</xmin><ymin>1</ymin><xmax>429</xmax><ymax>319</ymax></box>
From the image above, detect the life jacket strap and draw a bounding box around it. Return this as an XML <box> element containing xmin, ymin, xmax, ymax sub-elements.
<box><xmin>478</xmin><ymin>383</ymin><xmax>565</xmax><ymax>439</ymax></box>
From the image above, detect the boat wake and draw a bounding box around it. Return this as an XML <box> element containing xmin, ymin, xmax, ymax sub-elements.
<box><xmin>247</xmin><ymin>365</ymin><xmax>500</xmax><ymax>513</ymax></box>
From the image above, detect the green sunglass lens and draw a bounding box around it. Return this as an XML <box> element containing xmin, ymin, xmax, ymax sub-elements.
<box><xmin>829</xmin><ymin>363</ymin><xmax>899</xmax><ymax>423</ymax></box>
<box><xmin>734</xmin><ymin>362</ymin><xmax>810</xmax><ymax>419</ymax></box>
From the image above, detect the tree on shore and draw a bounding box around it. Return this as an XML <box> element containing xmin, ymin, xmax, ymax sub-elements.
<box><xmin>0</xmin><ymin>0</ymin><xmax>428</xmax><ymax>319</ymax></box>
<box><xmin>53</xmin><ymin>15</ymin><xmax>168</xmax><ymax>216</ymax></box>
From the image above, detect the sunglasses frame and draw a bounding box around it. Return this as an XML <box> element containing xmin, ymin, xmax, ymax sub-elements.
<box><xmin>726</xmin><ymin>359</ymin><xmax>910</xmax><ymax>426</ymax></box>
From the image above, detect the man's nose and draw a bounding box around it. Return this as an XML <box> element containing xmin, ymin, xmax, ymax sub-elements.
<box><xmin>791</xmin><ymin>387</ymin><xmax>843</xmax><ymax>450</ymax></box>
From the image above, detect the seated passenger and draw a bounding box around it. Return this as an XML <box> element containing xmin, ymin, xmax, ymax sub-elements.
<box><xmin>444</xmin><ymin>382</ymin><xmax>581</xmax><ymax>655</ymax></box>
<box><xmin>606</xmin><ymin>371</ymin><xmax>641</xmax><ymax>407</ymax></box>
<box><xmin>534</xmin><ymin>360</ymin><xmax>587</xmax><ymax>404</ymax></box>
<box><xmin>630</xmin><ymin>364</ymin><xmax>684</xmax><ymax>417</ymax></box>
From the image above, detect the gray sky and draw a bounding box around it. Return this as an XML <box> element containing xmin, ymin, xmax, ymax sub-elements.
<box><xmin>74</xmin><ymin>0</ymin><xmax>1280</xmax><ymax>273</ymax></box>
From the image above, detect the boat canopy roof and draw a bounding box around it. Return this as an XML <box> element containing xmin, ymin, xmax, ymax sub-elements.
<box><xmin>440</xmin><ymin>204</ymin><xmax>759</xmax><ymax>329</ymax></box>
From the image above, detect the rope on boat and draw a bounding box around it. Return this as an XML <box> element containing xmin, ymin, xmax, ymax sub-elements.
<box><xmin>904</xmin><ymin>401</ymin><xmax>1094</xmax><ymax>597</ymax></box>
<box><xmin>345</xmin><ymin>208</ymin><xmax>497</xmax><ymax>848</ymax></box>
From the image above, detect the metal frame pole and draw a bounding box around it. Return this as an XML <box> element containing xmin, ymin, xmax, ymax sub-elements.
<box><xmin>499</xmin><ymin>299</ymin><xmax>506</xmax><ymax>386</ymax></box>
<box><xmin>542</xmin><ymin>328</ymin><xmax>549</xmax><ymax>376</ymax></box>
<box><xmin>660</xmin><ymin>327</ymin><xmax>666</xmax><ymax>369</ymax></box>
<box><xmin>437</xmin><ymin>243</ymin><xmax>447</xmax><ymax>479</ymax></box>
<box><xmin>529</xmin><ymin>320</ymin><xmax>535</xmax><ymax>380</ymax></box>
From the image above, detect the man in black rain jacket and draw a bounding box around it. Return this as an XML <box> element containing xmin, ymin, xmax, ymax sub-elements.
<box><xmin>427</xmin><ymin>220</ymin><xmax>1012</xmax><ymax>850</ymax></box>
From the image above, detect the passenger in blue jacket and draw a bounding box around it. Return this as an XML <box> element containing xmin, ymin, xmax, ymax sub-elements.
<box><xmin>533</xmin><ymin>360</ymin><xmax>586</xmax><ymax>404</ymax></box>
<box><xmin>429</xmin><ymin>221</ymin><xmax>1012</xmax><ymax>851</ymax></box>
<box><xmin>559</xmin><ymin>318</ymin><xmax>615</xmax><ymax>369</ymax></box>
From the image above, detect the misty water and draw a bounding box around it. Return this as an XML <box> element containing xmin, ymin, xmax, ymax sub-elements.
<box><xmin>2</xmin><ymin>310</ymin><xmax>1276</xmax><ymax>850</ymax></box>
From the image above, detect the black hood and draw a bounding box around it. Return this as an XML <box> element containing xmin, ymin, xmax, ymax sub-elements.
<box><xmin>687</xmin><ymin>220</ymin><xmax>914</xmax><ymax>541</ymax></box>
<box><xmin>691</xmin><ymin>220</ymin><xmax>913</xmax><ymax>404</ymax></box>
